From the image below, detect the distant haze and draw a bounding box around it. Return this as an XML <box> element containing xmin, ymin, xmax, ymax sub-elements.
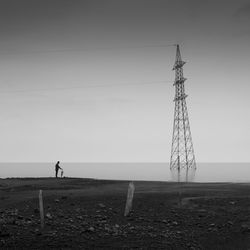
<box><xmin>0</xmin><ymin>0</ymin><xmax>250</xmax><ymax>163</ymax></box>
<box><xmin>1</xmin><ymin>163</ymin><xmax>250</xmax><ymax>183</ymax></box>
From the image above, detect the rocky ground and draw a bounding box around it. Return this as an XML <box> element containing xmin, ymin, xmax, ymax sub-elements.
<box><xmin>1</xmin><ymin>178</ymin><xmax>250</xmax><ymax>249</ymax></box>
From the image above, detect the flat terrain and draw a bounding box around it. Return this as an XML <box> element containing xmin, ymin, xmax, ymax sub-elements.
<box><xmin>1</xmin><ymin>178</ymin><xmax>250</xmax><ymax>249</ymax></box>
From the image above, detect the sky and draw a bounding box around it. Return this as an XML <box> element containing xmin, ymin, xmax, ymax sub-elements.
<box><xmin>0</xmin><ymin>0</ymin><xmax>250</xmax><ymax>162</ymax></box>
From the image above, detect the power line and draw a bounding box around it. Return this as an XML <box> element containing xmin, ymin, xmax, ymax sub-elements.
<box><xmin>0</xmin><ymin>80</ymin><xmax>173</xmax><ymax>94</ymax></box>
<box><xmin>0</xmin><ymin>44</ymin><xmax>176</xmax><ymax>56</ymax></box>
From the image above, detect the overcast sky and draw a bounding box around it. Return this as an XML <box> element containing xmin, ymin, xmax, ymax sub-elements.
<box><xmin>0</xmin><ymin>0</ymin><xmax>249</xmax><ymax>162</ymax></box>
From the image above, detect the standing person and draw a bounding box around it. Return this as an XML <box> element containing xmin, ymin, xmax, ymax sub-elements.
<box><xmin>55</xmin><ymin>161</ymin><xmax>62</xmax><ymax>178</ymax></box>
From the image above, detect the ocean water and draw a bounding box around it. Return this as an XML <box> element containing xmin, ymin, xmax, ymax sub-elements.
<box><xmin>0</xmin><ymin>163</ymin><xmax>250</xmax><ymax>182</ymax></box>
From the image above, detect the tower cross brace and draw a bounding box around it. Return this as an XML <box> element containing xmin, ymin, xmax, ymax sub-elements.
<box><xmin>170</xmin><ymin>45</ymin><xmax>196</xmax><ymax>182</ymax></box>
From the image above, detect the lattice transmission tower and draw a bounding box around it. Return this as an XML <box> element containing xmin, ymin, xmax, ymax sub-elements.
<box><xmin>170</xmin><ymin>45</ymin><xmax>196</xmax><ymax>182</ymax></box>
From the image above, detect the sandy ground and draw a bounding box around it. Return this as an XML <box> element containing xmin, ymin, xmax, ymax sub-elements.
<box><xmin>1</xmin><ymin>178</ymin><xmax>250</xmax><ymax>249</ymax></box>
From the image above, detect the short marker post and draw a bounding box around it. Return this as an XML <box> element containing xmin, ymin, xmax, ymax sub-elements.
<box><xmin>39</xmin><ymin>190</ymin><xmax>44</xmax><ymax>229</ymax></box>
<box><xmin>124</xmin><ymin>182</ymin><xmax>135</xmax><ymax>217</ymax></box>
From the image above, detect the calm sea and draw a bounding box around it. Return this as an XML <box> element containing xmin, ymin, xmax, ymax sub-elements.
<box><xmin>0</xmin><ymin>163</ymin><xmax>250</xmax><ymax>182</ymax></box>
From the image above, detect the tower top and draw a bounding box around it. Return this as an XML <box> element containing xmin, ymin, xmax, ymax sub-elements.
<box><xmin>173</xmin><ymin>44</ymin><xmax>186</xmax><ymax>70</ymax></box>
<box><xmin>176</xmin><ymin>44</ymin><xmax>182</xmax><ymax>62</ymax></box>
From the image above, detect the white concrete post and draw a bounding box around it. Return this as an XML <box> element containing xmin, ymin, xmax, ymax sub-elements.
<box><xmin>39</xmin><ymin>190</ymin><xmax>44</xmax><ymax>229</ymax></box>
<box><xmin>124</xmin><ymin>182</ymin><xmax>135</xmax><ymax>217</ymax></box>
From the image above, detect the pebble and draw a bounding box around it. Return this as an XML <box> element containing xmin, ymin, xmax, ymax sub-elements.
<box><xmin>46</xmin><ymin>213</ymin><xmax>52</xmax><ymax>219</ymax></box>
<box><xmin>88</xmin><ymin>226</ymin><xmax>95</xmax><ymax>232</ymax></box>
<box><xmin>98</xmin><ymin>203</ymin><xmax>106</xmax><ymax>208</ymax></box>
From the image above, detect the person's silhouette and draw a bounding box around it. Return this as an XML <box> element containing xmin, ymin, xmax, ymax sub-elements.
<box><xmin>55</xmin><ymin>161</ymin><xmax>62</xmax><ymax>178</ymax></box>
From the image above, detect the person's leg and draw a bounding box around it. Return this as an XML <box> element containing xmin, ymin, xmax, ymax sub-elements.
<box><xmin>56</xmin><ymin>170</ymin><xmax>58</xmax><ymax>178</ymax></box>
